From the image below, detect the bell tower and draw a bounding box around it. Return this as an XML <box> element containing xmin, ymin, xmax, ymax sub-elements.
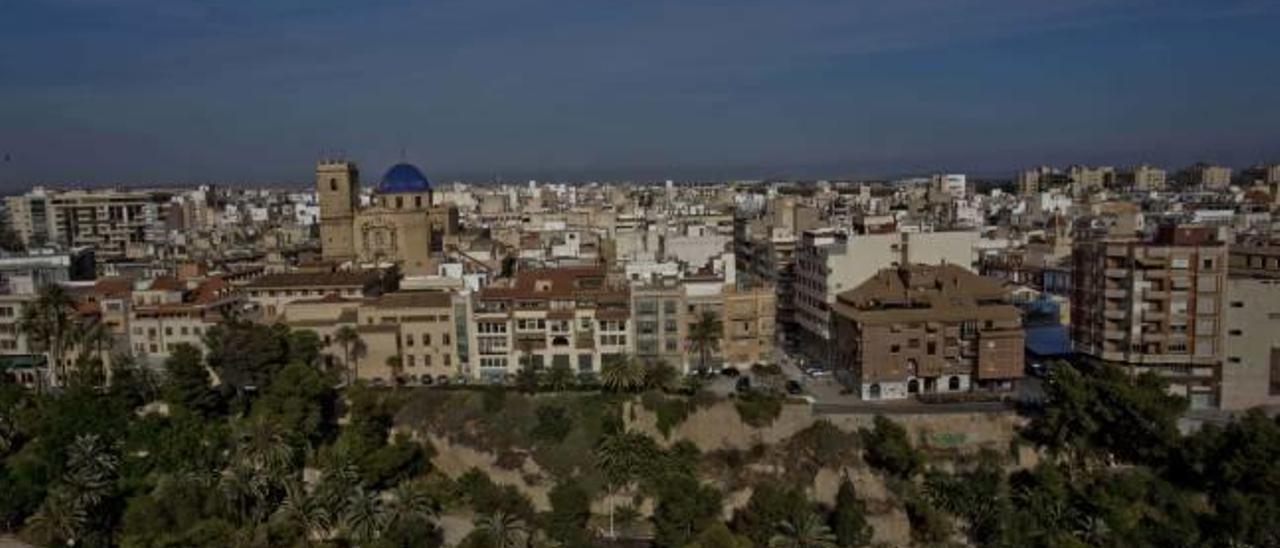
<box><xmin>317</xmin><ymin>160</ymin><xmax>359</xmax><ymax>262</ymax></box>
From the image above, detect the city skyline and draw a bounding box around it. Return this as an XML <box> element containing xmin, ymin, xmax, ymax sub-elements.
<box><xmin>2</xmin><ymin>0</ymin><xmax>1279</xmax><ymax>188</ymax></box>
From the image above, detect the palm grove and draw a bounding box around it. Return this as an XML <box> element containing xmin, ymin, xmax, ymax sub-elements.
<box><xmin>0</xmin><ymin>286</ymin><xmax>1276</xmax><ymax>547</ymax></box>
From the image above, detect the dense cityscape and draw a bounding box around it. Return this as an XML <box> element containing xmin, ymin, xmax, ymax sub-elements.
<box><xmin>0</xmin><ymin>159</ymin><xmax>1277</xmax><ymax>547</ymax></box>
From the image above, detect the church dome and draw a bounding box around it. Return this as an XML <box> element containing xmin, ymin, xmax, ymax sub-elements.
<box><xmin>376</xmin><ymin>163</ymin><xmax>432</xmax><ymax>193</ymax></box>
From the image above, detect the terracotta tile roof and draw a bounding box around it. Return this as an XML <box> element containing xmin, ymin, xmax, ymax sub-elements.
<box><xmin>148</xmin><ymin>277</ymin><xmax>187</xmax><ymax>292</ymax></box>
<box><xmin>246</xmin><ymin>270</ymin><xmax>382</xmax><ymax>289</ymax></box>
<box><xmin>478</xmin><ymin>266</ymin><xmax>626</xmax><ymax>301</ymax></box>
<box><xmin>368</xmin><ymin>291</ymin><xmax>452</xmax><ymax>309</ymax></box>
<box><xmin>92</xmin><ymin>277</ymin><xmax>134</xmax><ymax>298</ymax></box>
<box><xmin>834</xmin><ymin>264</ymin><xmax>1020</xmax><ymax>324</ymax></box>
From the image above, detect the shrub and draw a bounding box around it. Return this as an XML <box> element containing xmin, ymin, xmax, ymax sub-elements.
<box><xmin>861</xmin><ymin>415</ymin><xmax>923</xmax><ymax>479</ymax></box>
<box><xmin>733</xmin><ymin>392</ymin><xmax>783</xmax><ymax>428</ymax></box>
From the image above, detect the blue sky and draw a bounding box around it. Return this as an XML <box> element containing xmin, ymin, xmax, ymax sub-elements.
<box><xmin>1</xmin><ymin>0</ymin><xmax>1278</xmax><ymax>188</ymax></box>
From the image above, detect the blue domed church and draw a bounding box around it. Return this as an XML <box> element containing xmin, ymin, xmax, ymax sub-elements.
<box><xmin>315</xmin><ymin>160</ymin><xmax>458</xmax><ymax>274</ymax></box>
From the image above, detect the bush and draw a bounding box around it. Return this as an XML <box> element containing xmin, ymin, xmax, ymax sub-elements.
<box><xmin>733</xmin><ymin>391</ymin><xmax>783</xmax><ymax>428</ymax></box>
<box><xmin>532</xmin><ymin>405</ymin><xmax>573</xmax><ymax>443</ymax></box>
<box><xmin>860</xmin><ymin>415</ymin><xmax>923</xmax><ymax>479</ymax></box>
<box><xmin>640</xmin><ymin>390</ymin><xmax>695</xmax><ymax>437</ymax></box>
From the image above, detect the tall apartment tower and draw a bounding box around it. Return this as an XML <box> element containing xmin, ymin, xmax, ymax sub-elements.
<box><xmin>1071</xmin><ymin>225</ymin><xmax>1226</xmax><ymax>408</ymax></box>
<box><xmin>317</xmin><ymin>161</ymin><xmax>360</xmax><ymax>262</ymax></box>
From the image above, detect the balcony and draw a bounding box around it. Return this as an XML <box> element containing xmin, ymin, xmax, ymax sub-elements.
<box><xmin>1105</xmin><ymin>268</ymin><xmax>1129</xmax><ymax>279</ymax></box>
<box><xmin>1104</xmin><ymin>289</ymin><xmax>1129</xmax><ymax>299</ymax></box>
<box><xmin>1142</xmin><ymin>269</ymin><xmax>1168</xmax><ymax>279</ymax></box>
<box><xmin>1103</xmin><ymin>329</ymin><xmax>1127</xmax><ymax>341</ymax></box>
<box><xmin>1104</xmin><ymin>309</ymin><xmax>1128</xmax><ymax>321</ymax></box>
<box><xmin>1144</xmin><ymin>289</ymin><xmax>1170</xmax><ymax>300</ymax></box>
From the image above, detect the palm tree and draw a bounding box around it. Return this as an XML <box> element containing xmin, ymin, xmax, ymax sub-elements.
<box><xmin>383</xmin><ymin>480</ymin><xmax>438</xmax><ymax>531</ymax></box>
<box><xmin>386</xmin><ymin>355</ymin><xmax>403</xmax><ymax>387</ymax></box>
<box><xmin>78</xmin><ymin>320</ymin><xmax>115</xmax><ymax>372</ymax></box>
<box><xmin>233</xmin><ymin>416</ymin><xmax>295</xmax><ymax>476</ymax></box>
<box><xmin>342</xmin><ymin>487</ymin><xmax>386</xmax><ymax>543</ymax></box>
<box><xmin>18</xmin><ymin>283</ymin><xmax>76</xmax><ymax>387</ymax></box>
<box><xmin>770</xmin><ymin>514</ymin><xmax>837</xmax><ymax>548</ymax></box>
<box><xmin>595</xmin><ymin>432</ymin><xmax>657</xmax><ymax>538</ymax></box>
<box><xmin>643</xmin><ymin>361</ymin><xmax>679</xmax><ymax>392</ymax></box>
<box><xmin>688</xmin><ymin>311</ymin><xmax>723</xmax><ymax>373</ymax></box>
<box><xmin>474</xmin><ymin>510</ymin><xmax>527</xmax><ymax>548</ymax></box>
<box><xmin>63</xmin><ymin>434</ymin><xmax>119</xmax><ymax>508</ymax></box>
<box><xmin>542</xmin><ymin>362</ymin><xmax>575</xmax><ymax>392</ymax></box>
<box><xmin>600</xmin><ymin>355</ymin><xmax>644</xmax><ymax>393</ymax></box>
<box><xmin>275</xmin><ymin>481</ymin><xmax>333</xmax><ymax>546</ymax></box>
<box><xmin>26</xmin><ymin>487</ymin><xmax>88</xmax><ymax>546</ymax></box>
<box><xmin>334</xmin><ymin>325</ymin><xmax>364</xmax><ymax>385</ymax></box>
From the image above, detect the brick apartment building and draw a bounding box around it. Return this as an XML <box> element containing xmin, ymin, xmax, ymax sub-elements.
<box><xmin>832</xmin><ymin>264</ymin><xmax>1024</xmax><ymax>401</ymax></box>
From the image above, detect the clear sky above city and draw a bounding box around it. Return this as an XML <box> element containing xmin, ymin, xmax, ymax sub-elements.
<box><xmin>1</xmin><ymin>0</ymin><xmax>1278</xmax><ymax>188</ymax></box>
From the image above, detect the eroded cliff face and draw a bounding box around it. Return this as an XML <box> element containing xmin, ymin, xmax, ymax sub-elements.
<box><xmin>397</xmin><ymin>391</ymin><xmax>1027</xmax><ymax>546</ymax></box>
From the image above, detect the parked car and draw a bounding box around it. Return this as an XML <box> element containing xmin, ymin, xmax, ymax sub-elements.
<box><xmin>805</xmin><ymin>367</ymin><xmax>831</xmax><ymax>378</ymax></box>
<box><xmin>721</xmin><ymin>367</ymin><xmax>742</xmax><ymax>377</ymax></box>
<box><xmin>785</xmin><ymin>380</ymin><xmax>803</xmax><ymax>395</ymax></box>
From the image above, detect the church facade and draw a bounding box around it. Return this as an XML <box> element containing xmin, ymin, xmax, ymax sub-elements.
<box><xmin>316</xmin><ymin>160</ymin><xmax>458</xmax><ymax>275</ymax></box>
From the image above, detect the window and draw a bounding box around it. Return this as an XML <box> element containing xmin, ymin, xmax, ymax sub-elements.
<box><xmin>425</xmin><ymin>355</ymin><xmax>432</xmax><ymax>366</ymax></box>
<box><xmin>908</xmin><ymin>338</ymin><xmax>920</xmax><ymax>349</ymax></box>
<box><xmin>405</xmin><ymin>334</ymin><xmax>414</xmax><ymax>347</ymax></box>
<box><xmin>395</xmin><ymin>196</ymin><xmax>404</xmax><ymax>209</ymax></box>
<box><xmin>415</xmin><ymin>196</ymin><xmax>423</xmax><ymax>208</ymax></box>
<box><xmin>890</xmin><ymin>344</ymin><xmax>900</xmax><ymax>353</ymax></box>
<box><xmin>1229</xmin><ymin>329</ymin><xmax>1242</xmax><ymax>336</ymax></box>
<box><xmin>443</xmin><ymin>333</ymin><xmax>451</xmax><ymax>345</ymax></box>
<box><xmin>329</xmin><ymin>178</ymin><xmax>337</xmax><ymax>191</ymax></box>
<box><xmin>927</xmin><ymin>341</ymin><xmax>937</xmax><ymax>355</ymax></box>
<box><xmin>165</xmin><ymin>327</ymin><xmax>173</xmax><ymax>336</ymax></box>
<box><xmin>407</xmin><ymin>355</ymin><xmax>415</xmax><ymax>367</ymax></box>
<box><xmin>1230</xmin><ymin>301</ymin><xmax>1244</xmax><ymax>308</ymax></box>
<box><xmin>444</xmin><ymin>354</ymin><xmax>451</xmax><ymax>366</ymax></box>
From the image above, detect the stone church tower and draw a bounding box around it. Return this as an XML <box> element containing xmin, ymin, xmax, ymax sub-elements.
<box><xmin>317</xmin><ymin>160</ymin><xmax>359</xmax><ymax>262</ymax></box>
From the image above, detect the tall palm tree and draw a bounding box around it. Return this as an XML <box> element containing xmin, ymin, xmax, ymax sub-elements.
<box><xmin>26</xmin><ymin>487</ymin><xmax>88</xmax><ymax>546</ymax></box>
<box><xmin>63</xmin><ymin>434</ymin><xmax>119</xmax><ymax>508</ymax></box>
<box><xmin>770</xmin><ymin>514</ymin><xmax>837</xmax><ymax>548</ymax></box>
<box><xmin>334</xmin><ymin>325</ymin><xmax>364</xmax><ymax>385</ymax></box>
<box><xmin>386</xmin><ymin>355</ymin><xmax>403</xmax><ymax>387</ymax></box>
<box><xmin>276</xmin><ymin>481</ymin><xmax>332</xmax><ymax>546</ymax></box>
<box><xmin>342</xmin><ymin>487</ymin><xmax>386</xmax><ymax>543</ymax></box>
<box><xmin>595</xmin><ymin>432</ymin><xmax>656</xmax><ymax>538</ymax></box>
<box><xmin>76</xmin><ymin>320</ymin><xmax>115</xmax><ymax>388</ymax></box>
<box><xmin>233</xmin><ymin>416</ymin><xmax>295</xmax><ymax>476</ymax></box>
<box><xmin>383</xmin><ymin>480</ymin><xmax>439</xmax><ymax>531</ymax></box>
<box><xmin>687</xmin><ymin>311</ymin><xmax>723</xmax><ymax>373</ymax></box>
<box><xmin>474</xmin><ymin>510</ymin><xmax>526</xmax><ymax>548</ymax></box>
<box><xmin>18</xmin><ymin>283</ymin><xmax>76</xmax><ymax>387</ymax></box>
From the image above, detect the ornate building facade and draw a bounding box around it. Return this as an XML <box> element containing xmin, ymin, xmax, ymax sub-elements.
<box><xmin>316</xmin><ymin>160</ymin><xmax>458</xmax><ymax>275</ymax></box>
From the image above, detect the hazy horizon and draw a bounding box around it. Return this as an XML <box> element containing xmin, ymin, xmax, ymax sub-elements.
<box><xmin>3</xmin><ymin>0</ymin><xmax>1279</xmax><ymax>190</ymax></box>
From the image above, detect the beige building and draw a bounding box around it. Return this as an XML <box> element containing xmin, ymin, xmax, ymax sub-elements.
<box><xmin>1071</xmin><ymin>225</ymin><xmax>1226</xmax><ymax>408</ymax></box>
<box><xmin>831</xmin><ymin>264</ymin><xmax>1024</xmax><ymax>400</ymax></box>
<box><xmin>1183</xmin><ymin>163</ymin><xmax>1233</xmax><ymax>190</ymax></box>
<box><xmin>1066</xmin><ymin>165</ymin><xmax>1115</xmax><ymax>194</ymax></box>
<box><xmin>281</xmin><ymin>291</ymin><xmax>463</xmax><ymax>386</ymax></box>
<box><xmin>1220</xmin><ymin>244</ymin><xmax>1280</xmax><ymax>410</ymax></box>
<box><xmin>470</xmin><ymin>266</ymin><xmax>631</xmax><ymax>381</ymax></box>
<box><xmin>244</xmin><ymin>270</ymin><xmax>390</xmax><ymax>321</ymax></box>
<box><xmin>317</xmin><ymin>161</ymin><xmax>459</xmax><ymax>276</ymax></box>
<box><xmin>129</xmin><ymin>276</ymin><xmax>240</xmax><ymax>363</ymax></box>
<box><xmin>1125</xmin><ymin>164</ymin><xmax>1167</xmax><ymax>192</ymax></box>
